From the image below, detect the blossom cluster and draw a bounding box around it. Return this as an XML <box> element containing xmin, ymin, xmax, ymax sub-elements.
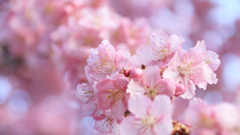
<box><xmin>76</xmin><ymin>31</ymin><xmax>226</xmax><ymax>134</ymax></box>
<box><xmin>1</xmin><ymin>0</ymin><xmax>239</xmax><ymax>134</ymax></box>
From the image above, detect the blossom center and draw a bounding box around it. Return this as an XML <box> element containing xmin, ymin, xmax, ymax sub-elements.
<box><xmin>147</xmin><ymin>39</ymin><xmax>169</xmax><ymax>61</ymax></box>
<box><xmin>95</xmin><ymin>53</ymin><xmax>115</xmax><ymax>73</ymax></box>
<box><xmin>204</xmin><ymin>54</ymin><xmax>212</xmax><ymax>64</ymax></box>
<box><xmin>178</xmin><ymin>62</ymin><xmax>194</xmax><ymax>77</ymax></box>
<box><xmin>104</xmin><ymin>87</ymin><xmax>125</xmax><ymax>107</ymax></box>
<box><xmin>145</xmin><ymin>85</ymin><xmax>163</xmax><ymax>99</ymax></box>
<box><xmin>82</xmin><ymin>85</ymin><xmax>94</xmax><ymax>104</ymax></box>
<box><xmin>100</xmin><ymin>115</ymin><xmax>114</xmax><ymax>128</ymax></box>
<box><xmin>136</xmin><ymin>116</ymin><xmax>156</xmax><ymax>132</ymax></box>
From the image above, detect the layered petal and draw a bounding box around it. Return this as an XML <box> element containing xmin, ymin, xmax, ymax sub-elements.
<box><xmin>128</xmin><ymin>95</ymin><xmax>152</xmax><ymax>118</ymax></box>
<box><xmin>152</xmin><ymin>95</ymin><xmax>172</xmax><ymax>117</ymax></box>
<box><xmin>153</xmin><ymin>116</ymin><xmax>173</xmax><ymax>135</ymax></box>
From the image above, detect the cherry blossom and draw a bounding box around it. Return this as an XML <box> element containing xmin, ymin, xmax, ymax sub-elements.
<box><xmin>127</xmin><ymin>66</ymin><xmax>176</xmax><ymax>99</ymax></box>
<box><xmin>195</xmin><ymin>40</ymin><xmax>220</xmax><ymax>71</ymax></box>
<box><xmin>194</xmin><ymin>40</ymin><xmax>221</xmax><ymax>89</ymax></box>
<box><xmin>87</xmin><ymin>40</ymin><xmax>127</xmax><ymax>81</ymax></box>
<box><xmin>136</xmin><ymin>31</ymin><xmax>184</xmax><ymax>67</ymax></box>
<box><xmin>93</xmin><ymin>109</ymin><xmax>117</xmax><ymax>133</ymax></box>
<box><xmin>163</xmin><ymin>42</ymin><xmax>218</xmax><ymax>99</ymax></box>
<box><xmin>185</xmin><ymin>98</ymin><xmax>240</xmax><ymax>135</ymax></box>
<box><xmin>119</xmin><ymin>95</ymin><xmax>173</xmax><ymax>135</ymax></box>
<box><xmin>76</xmin><ymin>83</ymin><xmax>96</xmax><ymax>116</ymax></box>
<box><xmin>95</xmin><ymin>77</ymin><xmax>129</xmax><ymax>120</ymax></box>
<box><xmin>1</xmin><ymin>0</ymin><xmax>237</xmax><ymax>135</ymax></box>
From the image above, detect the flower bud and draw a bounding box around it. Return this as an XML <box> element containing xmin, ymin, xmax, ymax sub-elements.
<box><xmin>174</xmin><ymin>84</ymin><xmax>186</xmax><ymax>97</ymax></box>
<box><xmin>124</xmin><ymin>69</ymin><xmax>130</xmax><ymax>77</ymax></box>
<box><xmin>130</xmin><ymin>68</ymin><xmax>143</xmax><ymax>78</ymax></box>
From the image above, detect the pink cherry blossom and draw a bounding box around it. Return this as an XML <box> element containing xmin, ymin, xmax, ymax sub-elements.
<box><xmin>93</xmin><ymin>109</ymin><xmax>117</xmax><ymax>133</ymax></box>
<box><xmin>136</xmin><ymin>31</ymin><xmax>184</xmax><ymax>67</ymax></box>
<box><xmin>163</xmin><ymin>43</ymin><xmax>218</xmax><ymax>99</ymax></box>
<box><xmin>194</xmin><ymin>40</ymin><xmax>220</xmax><ymax>90</ymax></box>
<box><xmin>214</xmin><ymin>103</ymin><xmax>240</xmax><ymax>131</ymax></box>
<box><xmin>119</xmin><ymin>95</ymin><xmax>173</xmax><ymax>135</ymax></box>
<box><xmin>185</xmin><ymin>98</ymin><xmax>240</xmax><ymax>135</ymax></box>
<box><xmin>127</xmin><ymin>66</ymin><xmax>176</xmax><ymax>99</ymax></box>
<box><xmin>195</xmin><ymin>40</ymin><xmax>220</xmax><ymax>71</ymax></box>
<box><xmin>184</xmin><ymin>98</ymin><xmax>213</xmax><ymax>127</ymax></box>
<box><xmin>87</xmin><ymin>40</ymin><xmax>127</xmax><ymax>81</ymax></box>
<box><xmin>121</xmin><ymin>18</ymin><xmax>151</xmax><ymax>48</ymax></box>
<box><xmin>76</xmin><ymin>83</ymin><xmax>96</xmax><ymax>116</ymax></box>
<box><xmin>95</xmin><ymin>77</ymin><xmax>129</xmax><ymax>120</ymax></box>
<box><xmin>108</xmin><ymin>18</ymin><xmax>151</xmax><ymax>49</ymax></box>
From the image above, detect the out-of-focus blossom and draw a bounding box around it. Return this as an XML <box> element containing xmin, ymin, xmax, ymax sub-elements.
<box><xmin>108</xmin><ymin>18</ymin><xmax>151</xmax><ymax>52</ymax></box>
<box><xmin>110</xmin><ymin>0</ymin><xmax>170</xmax><ymax>18</ymax></box>
<box><xmin>185</xmin><ymin>98</ymin><xmax>240</xmax><ymax>135</ymax></box>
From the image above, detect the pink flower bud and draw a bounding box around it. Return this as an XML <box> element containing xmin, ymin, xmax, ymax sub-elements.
<box><xmin>124</xmin><ymin>69</ymin><xmax>130</xmax><ymax>77</ymax></box>
<box><xmin>174</xmin><ymin>84</ymin><xmax>186</xmax><ymax>97</ymax></box>
<box><xmin>130</xmin><ymin>68</ymin><xmax>143</xmax><ymax>78</ymax></box>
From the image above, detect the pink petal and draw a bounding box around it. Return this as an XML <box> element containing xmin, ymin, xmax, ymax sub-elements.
<box><xmin>96</xmin><ymin>90</ymin><xmax>112</xmax><ymax>110</ymax></box>
<box><xmin>169</xmin><ymin>34</ymin><xmax>184</xmax><ymax>53</ymax></box>
<box><xmin>163</xmin><ymin>67</ymin><xmax>182</xmax><ymax>84</ymax></box>
<box><xmin>129</xmin><ymin>95</ymin><xmax>152</xmax><ymax>118</ymax></box>
<box><xmin>81</xmin><ymin>101</ymin><xmax>96</xmax><ymax>116</ymax></box>
<box><xmin>152</xmin><ymin>95</ymin><xmax>172</xmax><ymax>117</ymax></box>
<box><xmin>142</xmin><ymin>66</ymin><xmax>160</xmax><ymax>85</ymax></box>
<box><xmin>111</xmin><ymin>100</ymin><xmax>128</xmax><ymax>120</ymax></box>
<box><xmin>197</xmin><ymin>82</ymin><xmax>207</xmax><ymax>90</ymax></box>
<box><xmin>85</xmin><ymin>66</ymin><xmax>94</xmax><ymax>84</ymax></box>
<box><xmin>136</xmin><ymin>45</ymin><xmax>156</xmax><ymax>65</ymax></box>
<box><xmin>215</xmin><ymin>103</ymin><xmax>239</xmax><ymax>130</ymax></box>
<box><xmin>153</xmin><ymin>115</ymin><xmax>173</xmax><ymax>135</ymax></box>
<box><xmin>195</xmin><ymin>40</ymin><xmax>207</xmax><ymax>53</ymax></box>
<box><xmin>94</xmin><ymin>116</ymin><xmax>115</xmax><ymax>133</ymax></box>
<box><xmin>150</xmin><ymin>31</ymin><xmax>169</xmax><ymax>46</ymax></box>
<box><xmin>180</xmin><ymin>77</ymin><xmax>196</xmax><ymax>99</ymax></box>
<box><xmin>156</xmin><ymin>79</ymin><xmax>176</xmax><ymax>96</ymax></box>
<box><xmin>76</xmin><ymin>83</ymin><xmax>91</xmax><ymax>103</ymax></box>
<box><xmin>127</xmin><ymin>79</ymin><xmax>145</xmax><ymax>96</ymax></box>
<box><xmin>187</xmin><ymin>45</ymin><xmax>204</xmax><ymax>62</ymax></box>
<box><xmin>192</xmin><ymin>61</ymin><xmax>214</xmax><ymax>85</ymax></box>
<box><xmin>206</xmin><ymin>50</ymin><xmax>220</xmax><ymax>71</ymax></box>
<box><xmin>115</xmin><ymin>77</ymin><xmax>129</xmax><ymax>90</ymax></box>
<box><xmin>96</xmin><ymin>79</ymin><xmax>116</xmax><ymax>93</ymax></box>
<box><xmin>119</xmin><ymin>116</ymin><xmax>140</xmax><ymax>135</ymax></box>
<box><xmin>98</xmin><ymin>40</ymin><xmax>116</xmax><ymax>59</ymax></box>
<box><xmin>115</xmin><ymin>50</ymin><xmax>127</xmax><ymax>72</ymax></box>
<box><xmin>140</xmin><ymin>128</ymin><xmax>155</xmax><ymax>135</ymax></box>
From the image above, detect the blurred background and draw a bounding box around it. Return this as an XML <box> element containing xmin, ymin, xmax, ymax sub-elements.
<box><xmin>0</xmin><ymin>0</ymin><xmax>240</xmax><ymax>134</ymax></box>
